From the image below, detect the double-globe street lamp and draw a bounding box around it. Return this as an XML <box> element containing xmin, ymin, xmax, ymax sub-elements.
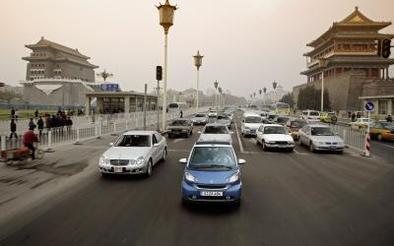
<box><xmin>193</xmin><ymin>51</ymin><xmax>203</xmax><ymax>112</ymax></box>
<box><xmin>157</xmin><ymin>0</ymin><xmax>177</xmax><ymax>131</ymax></box>
<box><xmin>218</xmin><ymin>87</ymin><xmax>223</xmax><ymax>109</ymax></box>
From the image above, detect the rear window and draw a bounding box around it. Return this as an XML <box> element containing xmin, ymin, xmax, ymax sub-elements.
<box><xmin>245</xmin><ymin>116</ymin><xmax>261</xmax><ymax>123</ymax></box>
<box><xmin>291</xmin><ymin>120</ymin><xmax>306</xmax><ymax>128</ymax></box>
<box><xmin>264</xmin><ymin>126</ymin><xmax>288</xmax><ymax>134</ymax></box>
<box><xmin>195</xmin><ymin>114</ymin><xmax>206</xmax><ymax>117</ymax></box>
<box><xmin>171</xmin><ymin>120</ymin><xmax>189</xmax><ymax>126</ymax></box>
<box><xmin>203</xmin><ymin>126</ymin><xmax>229</xmax><ymax>134</ymax></box>
<box><xmin>168</xmin><ymin>103</ymin><xmax>179</xmax><ymax>108</ymax></box>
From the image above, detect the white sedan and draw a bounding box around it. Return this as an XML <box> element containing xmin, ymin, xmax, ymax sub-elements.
<box><xmin>256</xmin><ymin>124</ymin><xmax>295</xmax><ymax>151</ymax></box>
<box><xmin>99</xmin><ymin>131</ymin><xmax>167</xmax><ymax>177</ymax></box>
<box><xmin>298</xmin><ymin>124</ymin><xmax>345</xmax><ymax>153</ymax></box>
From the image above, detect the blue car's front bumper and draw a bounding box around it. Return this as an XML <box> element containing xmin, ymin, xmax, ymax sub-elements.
<box><xmin>181</xmin><ymin>180</ymin><xmax>242</xmax><ymax>203</ymax></box>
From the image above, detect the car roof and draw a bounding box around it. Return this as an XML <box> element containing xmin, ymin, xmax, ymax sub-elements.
<box><xmin>193</xmin><ymin>143</ymin><xmax>234</xmax><ymax>148</ymax></box>
<box><xmin>195</xmin><ymin>141</ymin><xmax>231</xmax><ymax>145</ymax></box>
<box><xmin>123</xmin><ymin>130</ymin><xmax>157</xmax><ymax>135</ymax></box>
<box><xmin>205</xmin><ymin>123</ymin><xmax>227</xmax><ymax>126</ymax></box>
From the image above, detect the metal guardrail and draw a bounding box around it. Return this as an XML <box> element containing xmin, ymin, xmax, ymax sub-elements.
<box><xmin>330</xmin><ymin>124</ymin><xmax>365</xmax><ymax>152</ymax></box>
<box><xmin>0</xmin><ymin>108</ymin><xmax>205</xmax><ymax>152</ymax></box>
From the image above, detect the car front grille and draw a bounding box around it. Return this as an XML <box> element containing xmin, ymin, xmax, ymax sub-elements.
<box><xmin>196</xmin><ymin>184</ymin><xmax>227</xmax><ymax>190</ymax></box>
<box><xmin>110</xmin><ymin>159</ymin><xmax>130</xmax><ymax>166</ymax></box>
<box><xmin>275</xmin><ymin>141</ymin><xmax>289</xmax><ymax>145</ymax></box>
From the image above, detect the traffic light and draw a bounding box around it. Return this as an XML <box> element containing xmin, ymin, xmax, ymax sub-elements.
<box><xmin>382</xmin><ymin>39</ymin><xmax>391</xmax><ymax>59</ymax></box>
<box><xmin>156</xmin><ymin>66</ymin><xmax>162</xmax><ymax>81</ymax></box>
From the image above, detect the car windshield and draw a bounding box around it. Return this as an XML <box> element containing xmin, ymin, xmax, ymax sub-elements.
<box><xmin>291</xmin><ymin>120</ymin><xmax>306</xmax><ymax>128</ymax></box>
<box><xmin>203</xmin><ymin>125</ymin><xmax>229</xmax><ymax>134</ymax></box>
<box><xmin>264</xmin><ymin>126</ymin><xmax>288</xmax><ymax>134</ymax></box>
<box><xmin>217</xmin><ymin>116</ymin><xmax>230</xmax><ymax>120</ymax></box>
<box><xmin>311</xmin><ymin>127</ymin><xmax>334</xmax><ymax>136</ymax></box>
<box><xmin>245</xmin><ymin>116</ymin><xmax>261</xmax><ymax>123</ymax></box>
<box><xmin>277</xmin><ymin>117</ymin><xmax>289</xmax><ymax>123</ymax></box>
<box><xmin>115</xmin><ymin>135</ymin><xmax>150</xmax><ymax>147</ymax></box>
<box><xmin>380</xmin><ymin>122</ymin><xmax>394</xmax><ymax>128</ymax></box>
<box><xmin>171</xmin><ymin>120</ymin><xmax>189</xmax><ymax>126</ymax></box>
<box><xmin>195</xmin><ymin>114</ymin><xmax>206</xmax><ymax>117</ymax></box>
<box><xmin>189</xmin><ymin>147</ymin><xmax>236</xmax><ymax>169</ymax></box>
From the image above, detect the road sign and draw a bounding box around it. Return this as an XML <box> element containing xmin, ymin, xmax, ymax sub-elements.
<box><xmin>365</xmin><ymin>101</ymin><xmax>374</xmax><ymax>112</ymax></box>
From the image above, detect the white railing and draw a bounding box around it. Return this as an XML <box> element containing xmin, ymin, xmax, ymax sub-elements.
<box><xmin>330</xmin><ymin>124</ymin><xmax>365</xmax><ymax>152</ymax></box>
<box><xmin>0</xmin><ymin>108</ymin><xmax>207</xmax><ymax>151</ymax></box>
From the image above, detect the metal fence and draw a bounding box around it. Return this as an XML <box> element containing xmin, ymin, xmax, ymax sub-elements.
<box><xmin>330</xmin><ymin>124</ymin><xmax>366</xmax><ymax>151</ymax></box>
<box><xmin>0</xmin><ymin>108</ymin><xmax>205</xmax><ymax>151</ymax></box>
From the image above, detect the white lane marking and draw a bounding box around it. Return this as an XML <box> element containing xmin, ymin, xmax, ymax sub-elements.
<box><xmin>173</xmin><ymin>139</ymin><xmax>185</xmax><ymax>144</ymax></box>
<box><xmin>378</xmin><ymin>143</ymin><xmax>394</xmax><ymax>149</ymax></box>
<box><xmin>234</xmin><ymin>121</ymin><xmax>245</xmax><ymax>153</ymax></box>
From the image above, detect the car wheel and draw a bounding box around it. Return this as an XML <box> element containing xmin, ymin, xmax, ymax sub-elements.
<box><xmin>189</xmin><ymin>130</ymin><xmax>193</xmax><ymax>136</ymax></box>
<box><xmin>377</xmin><ymin>134</ymin><xmax>382</xmax><ymax>141</ymax></box>
<box><xmin>309</xmin><ymin>142</ymin><xmax>315</xmax><ymax>152</ymax></box>
<box><xmin>162</xmin><ymin>148</ymin><xmax>167</xmax><ymax>162</ymax></box>
<box><xmin>288</xmin><ymin>147</ymin><xmax>294</xmax><ymax>152</ymax></box>
<box><xmin>299</xmin><ymin>139</ymin><xmax>304</xmax><ymax>146</ymax></box>
<box><xmin>262</xmin><ymin>141</ymin><xmax>268</xmax><ymax>151</ymax></box>
<box><xmin>256</xmin><ymin>138</ymin><xmax>260</xmax><ymax>145</ymax></box>
<box><xmin>168</xmin><ymin>133</ymin><xmax>173</xmax><ymax>139</ymax></box>
<box><xmin>145</xmin><ymin>159</ymin><xmax>153</xmax><ymax>177</ymax></box>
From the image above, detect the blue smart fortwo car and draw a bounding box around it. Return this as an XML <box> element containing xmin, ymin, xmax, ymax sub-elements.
<box><xmin>179</xmin><ymin>141</ymin><xmax>246</xmax><ymax>206</ymax></box>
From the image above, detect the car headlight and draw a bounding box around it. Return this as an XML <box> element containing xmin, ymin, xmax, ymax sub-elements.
<box><xmin>184</xmin><ymin>172</ymin><xmax>198</xmax><ymax>183</ymax></box>
<box><xmin>227</xmin><ymin>171</ymin><xmax>240</xmax><ymax>183</ymax></box>
<box><xmin>135</xmin><ymin>156</ymin><xmax>145</xmax><ymax>166</ymax></box>
<box><xmin>99</xmin><ymin>156</ymin><xmax>109</xmax><ymax>165</ymax></box>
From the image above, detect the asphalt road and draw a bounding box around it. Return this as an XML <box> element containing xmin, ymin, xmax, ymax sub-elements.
<box><xmin>1</xmin><ymin>111</ymin><xmax>394</xmax><ymax>246</ymax></box>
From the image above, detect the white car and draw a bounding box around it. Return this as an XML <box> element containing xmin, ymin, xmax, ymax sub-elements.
<box><xmin>301</xmin><ymin>110</ymin><xmax>320</xmax><ymax>123</ymax></box>
<box><xmin>191</xmin><ymin>113</ymin><xmax>208</xmax><ymax>125</ymax></box>
<box><xmin>256</xmin><ymin>124</ymin><xmax>295</xmax><ymax>151</ymax></box>
<box><xmin>241</xmin><ymin>113</ymin><xmax>263</xmax><ymax>137</ymax></box>
<box><xmin>350</xmin><ymin>118</ymin><xmax>374</xmax><ymax>130</ymax></box>
<box><xmin>198</xmin><ymin>123</ymin><xmax>232</xmax><ymax>145</ymax></box>
<box><xmin>99</xmin><ymin>131</ymin><xmax>167</xmax><ymax>177</ymax></box>
<box><xmin>298</xmin><ymin>124</ymin><xmax>345</xmax><ymax>153</ymax></box>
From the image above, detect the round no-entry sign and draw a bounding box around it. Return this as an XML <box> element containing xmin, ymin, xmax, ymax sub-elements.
<box><xmin>365</xmin><ymin>101</ymin><xmax>374</xmax><ymax>112</ymax></box>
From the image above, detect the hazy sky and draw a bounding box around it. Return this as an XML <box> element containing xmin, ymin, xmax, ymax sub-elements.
<box><xmin>0</xmin><ymin>0</ymin><xmax>393</xmax><ymax>97</ymax></box>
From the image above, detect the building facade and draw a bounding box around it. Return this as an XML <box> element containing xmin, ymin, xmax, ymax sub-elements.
<box><xmin>22</xmin><ymin>37</ymin><xmax>98</xmax><ymax>82</ymax></box>
<box><xmin>296</xmin><ymin>7</ymin><xmax>394</xmax><ymax>113</ymax></box>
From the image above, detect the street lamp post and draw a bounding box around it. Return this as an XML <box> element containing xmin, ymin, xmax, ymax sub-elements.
<box><xmin>272</xmin><ymin>81</ymin><xmax>278</xmax><ymax>102</ymax></box>
<box><xmin>157</xmin><ymin>0</ymin><xmax>177</xmax><ymax>131</ymax></box>
<box><xmin>218</xmin><ymin>87</ymin><xmax>223</xmax><ymax>109</ymax></box>
<box><xmin>214</xmin><ymin>80</ymin><xmax>219</xmax><ymax>112</ymax></box>
<box><xmin>193</xmin><ymin>50</ymin><xmax>203</xmax><ymax>112</ymax></box>
<box><xmin>263</xmin><ymin>87</ymin><xmax>267</xmax><ymax>106</ymax></box>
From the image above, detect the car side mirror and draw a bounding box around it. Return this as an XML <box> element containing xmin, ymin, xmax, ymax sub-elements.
<box><xmin>238</xmin><ymin>159</ymin><xmax>246</xmax><ymax>165</ymax></box>
<box><xmin>179</xmin><ymin>158</ymin><xmax>187</xmax><ymax>164</ymax></box>
<box><xmin>109</xmin><ymin>142</ymin><xmax>114</xmax><ymax>147</ymax></box>
<box><xmin>153</xmin><ymin>143</ymin><xmax>160</xmax><ymax>147</ymax></box>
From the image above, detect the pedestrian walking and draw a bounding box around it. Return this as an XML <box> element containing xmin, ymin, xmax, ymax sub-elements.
<box><xmin>14</xmin><ymin>109</ymin><xmax>19</xmax><ymax>121</ymax></box>
<box><xmin>351</xmin><ymin>112</ymin><xmax>356</xmax><ymax>122</ymax></box>
<box><xmin>28</xmin><ymin>118</ymin><xmax>36</xmax><ymax>130</ymax></box>
<box><xmin>34</xmin><ymin>109</ymin><xmax>39</xmax><ymax>118</ymax></box>
<box><xmin>66</xmin><ymin>116</ymin><xmax>73</xmax><ymax>133</ymax></box>
<box><xmin>37</xmin><ymin>116</ymin><xmax>44</xmax><ymax>137</ymax></box>
<box><xmin>386</xmin><ymin>114</ymin><xmax>392</xmax><ymax>122</ymax></box>
<box><xmin>9</xmin><ymin>119</ymin><xmax>17</xmax><ymax>139</ymax></box>
<box><xmin>180</xmin><ymin>110</ymin><xmax>183</xmax><ymax>118</ymax></box>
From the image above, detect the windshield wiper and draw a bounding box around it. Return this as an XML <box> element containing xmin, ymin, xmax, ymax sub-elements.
<box><xmin>190</xmin><ymin>164</ymin><xmax>234</xmax><ymax>170</ymax></box>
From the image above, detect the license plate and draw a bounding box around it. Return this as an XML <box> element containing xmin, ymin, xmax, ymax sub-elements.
<box><xmin>200</xmin><ymin>191</ymin><xmax>223</xmax><ymax>197</ymax></box>
<box><xmin>114</xmin><ymin>167</ymin><xmax>123</xmax><ymax>173</ymax></box>
<box><xmin>329</xmin><ymin>146</ymin><xmax>336</xmax><ymax>150</ymax></box>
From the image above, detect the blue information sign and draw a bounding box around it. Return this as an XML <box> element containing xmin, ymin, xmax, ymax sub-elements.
<box><xmin>365</xmin><ymin>101</ymin><xmax>374</xmax><ymax>112</ymax></box>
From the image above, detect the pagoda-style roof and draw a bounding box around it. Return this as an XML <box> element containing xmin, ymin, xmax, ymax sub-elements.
<box><xmin>301</xmin><ymin>56</ymin><xmax>394</xmax><ymax>75</ymax></box>
<box><xmin>25</xmin><ymin>37</ymin><xmax>90</xmax><ymax>59</ymax></box>
<box><xmin>307</xmin><ymin>7</ymin><xmax>392</xmax><ymax>48</ymax></box>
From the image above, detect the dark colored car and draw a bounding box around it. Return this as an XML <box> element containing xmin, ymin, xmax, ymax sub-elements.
<box><xmin>286</xmin><ymin>119</ymin><xmax>307</xmax><ymax>140</ymax></box>
<box><xmin>167</xmin><ymin>119</ymin><xmax>193</xmax><ymax>138</ymax></box>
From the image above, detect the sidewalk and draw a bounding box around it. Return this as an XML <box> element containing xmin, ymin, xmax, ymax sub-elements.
<box><xmin>0</xmin><ymin>135</ymin><xmax>115</xmax><ymax>235</ymax></box>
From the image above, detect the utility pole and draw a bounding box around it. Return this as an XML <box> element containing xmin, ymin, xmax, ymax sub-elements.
<box><xmin>143</xmin><ymin>84</ymin><xmax>147</xmax><ymax>130</ymax></box>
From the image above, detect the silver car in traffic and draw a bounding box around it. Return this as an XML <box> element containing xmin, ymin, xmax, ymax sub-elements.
<box><xmin>298</xmin><ymin>124</ymin><xmax>345</xmax><ymax>153</ymax></box>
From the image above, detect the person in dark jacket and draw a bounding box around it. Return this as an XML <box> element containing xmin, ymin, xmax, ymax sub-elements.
<box><xmin>386</xmin><ymin>115</ymin><xmax>392</xmax><ymax>122</ymax></box>
<box><xmin>10</xmin><ymin>119</ymin><xmax>17</xmax><ymax>139</ymax></box>
<box><xmin>28</xmin><ymin>118</ymin><xmax>36</xmax><ymax>130</ymax></box>
<box><xmin>37</xmin><ymin>116</ymin><xmax>44</xmax><ymax>137</ymax></box>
